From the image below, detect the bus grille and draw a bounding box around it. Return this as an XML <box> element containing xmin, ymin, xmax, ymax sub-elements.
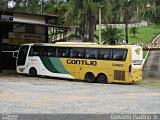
<box><xmin>114</xmin><ymin>70</ymin><xmax>125</xmax><ymax>80</ymax></box>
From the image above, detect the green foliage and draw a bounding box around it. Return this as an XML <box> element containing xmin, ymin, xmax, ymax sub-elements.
<box><xmin>141</xmin><ymin>0</ymin><xmax>160</xmax><ymax>25</ymax></box>
<box><xmin>2</xmin><ymin>0</ymin><xmax>160</xmax><ymax>44</ymax></box>
<box><xmin>0</xmin><ymin>0</ymin><xmax>7</xmax><ymax>10</ymax></box>
<box><xmin>12</xmin><ymin>0</ymin><xmax>40</xmax><ymax>13</ymax></box>
<box><xmin>3</xmin><ymin>0</ymin><xmax>160</xmax><ymax>26</ymax></box>
<box><xmin>128</xmin><ymin>24</ymin><xmax>160</xmax><ymax>44</ymax></box>
<box><xmin>102</xmin><ymin>27</ymin><xmax>123</xmax><ymax>45</ymax></box>
<box><xmin>129</xmin><ymin>27</ymin><xmax>139</xmax><ymax>37</ymax></box>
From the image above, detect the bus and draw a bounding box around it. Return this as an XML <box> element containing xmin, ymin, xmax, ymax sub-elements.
<box><xmin>14</xmin><ymin>42</ymin><xmax>143</xmax><ymax>84</ymax></box>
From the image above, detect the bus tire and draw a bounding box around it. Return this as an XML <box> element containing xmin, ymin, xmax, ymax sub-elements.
<box><xmin>97</xmin><ymin>73</ymin><xmax>107</xmax><ymax>83</ymax></box>
<box><xmin>85</xmin><ymin>72</ymin><xmax>96</xmax><ymax>83</ymax></box>
<box><xmin>29</xmin><ymin>68</ymin><xmax>37</xmax><ymax>77</ymax></box>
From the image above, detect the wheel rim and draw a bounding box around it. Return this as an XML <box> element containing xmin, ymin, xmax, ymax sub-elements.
<box><xmin>85</xmin><ymin>72</ymin><xmax>95</xmax><ymax>83</ymax></box>
<box><xmin>97</xmin><ymin>74</ymin><xmax>107</xmax><ymax>83</ymax></box>
<box><xmin>88</xmin><ymin>73</ymin><xmax>94</xmax><ymax>80</ymax></box>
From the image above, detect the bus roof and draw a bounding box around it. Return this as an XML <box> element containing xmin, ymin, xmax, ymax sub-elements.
<box><xmin>55</xmin><ymin>42</ymin><xmax>98</xmax><ymax>45</ymax></box>
<box><xmin>21</xmin><ymin>42</ymin><xmax>141</xmax><ymax>49</ymax></box>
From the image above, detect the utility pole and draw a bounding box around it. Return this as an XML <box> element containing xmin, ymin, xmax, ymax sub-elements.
<box><xmin>125</xmin><ymin>0</ymin><xmax>130</xmax><ymax>44</ymax></box>
<box><xmin>99</xmin><ymin>6</ymin><xmax>102</xmax><ymax>45</ymax></box>
<box><xmin>97</xmin><ymin>2</ymin><xmax>103</xmax><ymax>45</ymax></box>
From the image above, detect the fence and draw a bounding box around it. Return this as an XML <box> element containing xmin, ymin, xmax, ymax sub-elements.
<box><xmin>97</xmin><ymin>21</ymin><xmax>148</xmax><ymax>29</ymax></box>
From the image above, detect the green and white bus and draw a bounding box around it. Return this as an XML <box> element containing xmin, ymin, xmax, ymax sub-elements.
<box><xmin>14</xmin><ymin>42</ymin><xmax>143</xmax><ymax>84</ymax></box>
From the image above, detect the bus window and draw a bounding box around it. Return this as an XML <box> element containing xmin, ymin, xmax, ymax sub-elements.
<box><xmin>70</xmin><ymin>48</ymin><xmax>85</xmax><ymax>58</ymax></box>
<box><xmin>86</xmin><ymin>48</ymin><xmax>98</xmax><ymax>59</ymax></box>
<box><xmin>29</xmin><ymin>46</ymin><xmax>56</xmax><ymax>57</ymax></box>
<box><xmin>46</xmin><ymin>47</ymin><xmax>56</xmax><ymax>57</ymax></box>
<box><xmin>98</xmin><ymin>49</ymin><xmax>112</xmax><ymax>60</ymax></box>
<box><xmin>41</xmin><ymin>47</ymin><xmax>56</xmax><ymax>57</ymax></box>
<box><xmin>113</xmin><ymin>49</ymin><xmax>127</xmax><ymax>61</ymax></box>
<box><xmin>57</xmin><ymin>47</ymin><xmax>70</xmax><ymax>58</ymax></box>
<box><xmin>29</xmin><ymin>46</ymin><xmax>41</xmax><ymax>56</ymax></box>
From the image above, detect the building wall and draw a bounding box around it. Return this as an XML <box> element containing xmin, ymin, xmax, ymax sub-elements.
<box><xmin>13</xmin><ymin>13</ymin><xmax>46</xmax><ymax>24</ymax></box>
<box><xmin>2</xmin><ymin>14</ymin><xmax>47</xmax><ymax>45</ymax></box>
<box><xmin>0</xmin><ymin>12</ymin><xmax>49</xmax><ymax>71</ymax></box>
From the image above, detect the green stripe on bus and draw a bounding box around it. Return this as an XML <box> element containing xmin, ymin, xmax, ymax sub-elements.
<box><xmin>40</xmin><ymin>57</ymin><xmax>70</xmax><ymax>74</ymax></box>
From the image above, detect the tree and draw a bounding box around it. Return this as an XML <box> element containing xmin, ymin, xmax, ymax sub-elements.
<box><xmin>141</xmin><ymin>0</ymin><xmax>160</xmax><ymax>25</ymax></box>
<box><xmin>11</xmin><ymin>0</ymin><xmax>40</xmax><ymax>13</ymax></box>
<box><xmin>65</xmin><ymin>0</ymin><xmax>111</xmax><ymax>42</ymax></box>
<box><xmin>46</xmin><ymin>2</ymin><xmax>68</xmax><ymax>24</ymax></box>
<box><xmin>0</xmin><ymin>0</ymin><xmax>9</xmax><ymax>10</ymax></box>
<box><xmin>102</xmin><ymin>27</ymin><xmax>123</xmax><ymax>45</ymax></box>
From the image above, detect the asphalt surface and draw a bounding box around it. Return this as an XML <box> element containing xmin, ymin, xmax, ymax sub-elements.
<box><xmin>0</xmin><ymin>76</ymin><xmax>160</xmax><ymax>114</ymax></box>
<box><xmin>143</xmin><ymin>36</ymin><xmax>160</xmax><ymax>80</ymax></box>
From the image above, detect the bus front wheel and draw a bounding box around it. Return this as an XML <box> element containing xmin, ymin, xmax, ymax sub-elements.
<box><xmin>97</xmin><ymin>73</ymin><xmax>107</xmax><ymax>83</ymax></box>
<box><xmin>29</xmin><ymin>68</ymin><xmax>37</xmax><ymax>77</ymax></box>
<box><xmin>85</xmin><ymin>72</ymin><xmax>96</xmax><ymax>83</ymax></box>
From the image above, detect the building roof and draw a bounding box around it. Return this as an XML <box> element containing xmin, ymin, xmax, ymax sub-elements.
<box><xmin>0</xmin><ymin>10</ymin><xmax>58</xmax><ymax>19</ymax></box>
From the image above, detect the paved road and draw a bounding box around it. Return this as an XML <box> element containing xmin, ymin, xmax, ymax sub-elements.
<box><xmin>143</xmin><ymin>36</ymin><xmax>160</xmax><ymax>80</ymax></box>
<box><xmin>0</xmin><ymin>76</ymin><xmax>160</xmax><ymax>114</ymax></box>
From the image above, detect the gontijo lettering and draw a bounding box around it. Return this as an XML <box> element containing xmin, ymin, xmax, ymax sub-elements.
<box><xmin>67</xmin><ymin>59</ymin><xmax>97</xmax><ymax>66</ymax></box>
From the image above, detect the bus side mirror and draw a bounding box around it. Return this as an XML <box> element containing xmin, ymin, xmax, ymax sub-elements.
<box><xmin>13</xmin><ymin>50</ymin><xmax>18</xmax><ymax>58</ymax></box>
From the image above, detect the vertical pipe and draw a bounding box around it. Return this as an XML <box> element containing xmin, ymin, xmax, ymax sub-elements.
<box><xmin>99</xmin><ymin>7</ymin><xmax>102</xmax><ymax>45</ymax></box>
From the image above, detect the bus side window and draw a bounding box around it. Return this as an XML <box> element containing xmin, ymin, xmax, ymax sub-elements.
<box><xmin>122</xmin><ymin>50</ymin><xmax>127</xmax><ymax>60</ymax></box>
<box><xmin>57</xmin><ymin>47</ymin><xmax>70</xmax><ymax>58</ymax></box>
<box><xmin>70</xmin><ymin>48</ymin><xmax>85</xmax><ymax>58</ymax></box>
<box><xmin>70</xmin><ymin>48</ymin><xmax>77</xmax><ymax>58</ymax></box>
<box><xmin>41</xmin><ymin>47</ymin><xmax>48</xmax><ymax>56</ymax></box>
<box><xmin>29</xmin><ymin>46</ymin><xmax>41</xmax><ymax>56</ymax></box>
<box><xmin>78</xmin><ymin>53</ymin><xmax>84</xmax><ymax>58</ymax></box>
<box><xmin>98</xmin><ymin>49</ymin><xmax>111</xmax><ymax>60</ymax></box>
<box><xmin>47</xmin><ymin>47</ymin><xmax>56</xmax><ymax>57</ymax></box>
<box><xmin>86</xmin><ymin>48</ymin><xmax>98</xmax><ymax>59</ymax></box>
<box><xmin>113</xmin><ymin>49</ymin><xmax>127</xmax><ymax>61</ymax></box>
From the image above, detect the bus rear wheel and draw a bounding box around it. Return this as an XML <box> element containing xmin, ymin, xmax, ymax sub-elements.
<box><xmin>29</xmin><ymin>68</ymin><xmax>37</xmax><ymax>77</ymax></box>
<box><xmin>85</xmin><ymin>72</ymin><xmax>96</xmax><ymax>83</ymax></box>
<box><xmin>97</xmin><ymin>73</ymin><xmax>107</xmax><ymax>83</ymax></box>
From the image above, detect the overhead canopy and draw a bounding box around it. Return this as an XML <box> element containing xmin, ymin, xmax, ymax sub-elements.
<box><xmin>0</xmin><ymin>19</ymin><xmax>79</xmax><ymax>29</ymax></box>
